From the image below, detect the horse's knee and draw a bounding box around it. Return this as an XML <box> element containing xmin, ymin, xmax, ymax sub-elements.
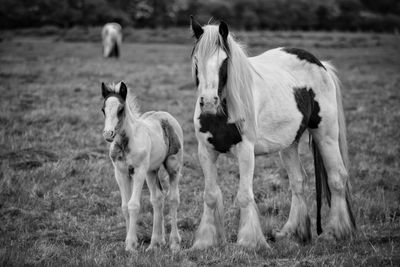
<box><xmin>328</xmin><ymin>168</ymin><xmax>348</xmax><ymax>195</ymax></box>
<box><xmin>204</xmin><ymin>188</ymin><xmax>220</xmax><ymax>208</ymax></box>
<box><xmin>128</xmin><ymin>201</ymin><xmax>140</xmax><ymax>214</ymax></box>
<box><xmin>150</xmin><ymin>191</ymin><xmax>164</xmax><ymax>208</ymax></box>
<box><xmin>121</xmin><ymin>204</ymin><xmax>129</xmax><ymax>216</ymax></box>
<box><xmin>236</xmin><ymin>188</ymin><xmax>252</xmax><ymax>208</ymax></box>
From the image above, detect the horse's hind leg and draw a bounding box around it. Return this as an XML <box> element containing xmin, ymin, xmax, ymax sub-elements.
<box><xmin>164</xmin><ymin>153</ymin><xmax>182</xmax><ymax>252</ymax></box>
<box><xmin>146</xmin><ymin>170</ymin><xmax>166</xmax><ymax>251</ymax></box>
<box><xmin>275</xmin><ymin>143</ymin><xmax>311</xmax><ymax>243</ymax></box>
<box><xmin>312</xmin><ymin>127</ymin><xmax>355</xmax><ymax>240</ymax></box>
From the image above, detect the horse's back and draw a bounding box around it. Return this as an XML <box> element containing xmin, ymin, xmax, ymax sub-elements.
<box><xmin>251</xmin><ymin>47</ymin><xmax>336</xmax><ymax>98</ymax></box>
<box><xmin>141</xmin><ymin>111</ymin><xmax>183</xmax><ymax>147</ymax></box>
<box><xmin>102</xmin><ymin>23</ymin><xmax>122</xmax><ymax>40</ymax></box>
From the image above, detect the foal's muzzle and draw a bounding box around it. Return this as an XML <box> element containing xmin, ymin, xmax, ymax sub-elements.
<box><xmin>103</xmin><ymin>130</ymin><xmax>116</xmax><ymax>142</ymax></box>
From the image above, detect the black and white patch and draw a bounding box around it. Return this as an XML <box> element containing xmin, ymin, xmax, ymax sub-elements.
<box><xmin>283</xmin><ymin>48</ymin><xmax>326</xmax><ymax>70</ymax></box>
<box><xmin>110</xmin><ymin>131</ymin><xmax>130</xmax><ymax>162</ymax></box>
<box><xmin>160</xmin><ymin>119</ymin><xmax>181</xmax><ymax>156</ymax></box>
<box><xmin>198</xmin><ymin>101</ymin><xmax>242</xmax><ymax>153</ymax></box>
<box><xmin>293</xmin><ymin>87</ymin><xmax>322</xmax><ymax>142</ymax></box>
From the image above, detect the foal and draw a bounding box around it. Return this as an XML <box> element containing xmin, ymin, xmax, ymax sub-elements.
<box><xmin>101</xmin><ymin>82</ymin><xmax>183</xmax><ymax>251</ymax></box>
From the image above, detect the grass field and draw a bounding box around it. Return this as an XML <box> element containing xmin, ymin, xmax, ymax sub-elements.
<box><xmin>0</xmin><ymin>29</ymin><xmax>399</xmax><ymax>266</ymax></box>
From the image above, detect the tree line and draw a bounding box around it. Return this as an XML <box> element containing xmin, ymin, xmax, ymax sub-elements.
<box><xmin>1</xmin><ymin>0</ymin><xmax>400</xmax><ymax>32</ymax></box>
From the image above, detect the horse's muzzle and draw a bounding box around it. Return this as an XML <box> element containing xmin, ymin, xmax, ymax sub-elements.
<box><xmin>103</xmin><ymin>130</ymin><xmax>115</xmax><ymax>142</ymax></box>
<box><xmin>200</xmin><ymin>96</ymin><xmax>219</xmax><ymax>114</ymax></box>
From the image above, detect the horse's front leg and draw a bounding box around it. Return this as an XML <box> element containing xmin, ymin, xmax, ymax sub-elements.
<box><xmin>235</xmin><ymin>139</ymin><xmax>268</xmax><ymax>248</ymax></box>
<box><xmin>125</xmin><ymin>166</ymin><xmax>147</xmax><ymax>251</ymax></box>
<box><xmin>192</xmin><ymin>143</ymin><xmax>224</xmax><ymax>249</ymax></box>
<box><xmin>114</xmin><ymin>166</ymin><xmax>131</xmax><ymax>235</ymax></box>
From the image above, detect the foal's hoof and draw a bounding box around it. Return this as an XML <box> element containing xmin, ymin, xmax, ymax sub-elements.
<box><xmin>170</xmin><ymin>242</ymin><xmax>181</xmax><ymax>253</ymax></box>
<box><xmin>146</xmin><ymin>239</ymin><xmax>166</xmax><ymax>251</ymax></box>
<box><xmin>125</xmin><ymin>238</ymin><xmax>138</xmax><ymax>252</ymax></box>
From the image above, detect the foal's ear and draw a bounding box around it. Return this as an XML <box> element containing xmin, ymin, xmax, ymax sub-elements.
<box><xmin>219</xmin><ymin>21</ymin><xmax>229</xmax><ymax>41</ymax></box>
<box><xmin>101</xmin><ymin>82</ymin><xmax>109</xmax><ymax>98</ymax></box>
<box><xmin>119</xmin><ymin>82</ymin><xmax>127</xmax><ymax>100</ymax></box>
<box><xmin>190</xmin><ymin>15</ymin><xmax>203</xmax><ymax>39</ymax></box>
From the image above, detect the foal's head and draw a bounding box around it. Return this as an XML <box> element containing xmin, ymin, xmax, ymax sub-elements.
<box><xmin>101</xmin><ymin>82</ymin><xmax>127</xmax><ymax>142</ymax></box>
<box><xmin>191</xmin><ymin>17</ymin><xmax>230</xmax><ymax>115</ymax></box>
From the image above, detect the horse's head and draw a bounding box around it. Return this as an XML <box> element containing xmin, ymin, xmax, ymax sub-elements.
<box><xmin>191</xmin><ymin>16</ymin><xmax>230</xmax><ymax>115</ymax></box>
<box><xmin>101</xmin><ymin>82</ymin><xmax>127</xmax><ymax>142</ymax></box>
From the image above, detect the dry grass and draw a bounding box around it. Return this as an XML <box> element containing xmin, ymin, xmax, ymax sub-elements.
<box><xmin>0</xmin><ymin>29</ymin><xmax>399</xmax><ymax>266</ymax></box>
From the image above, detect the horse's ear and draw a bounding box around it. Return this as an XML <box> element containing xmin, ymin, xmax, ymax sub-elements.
<box><xmin>219</xmin><ymin>21</ymin><xmax>229</xmax><ymax>41</ymax></box>
<box><xmin>101</xmin><ymin>82</ymin><xmax>109</xmax><ymax>98</ymax></box>
<box><xmin>190</xmin><ymin>15</ymin><xmax>203</xmax><ymax>39</ymax></box>
<box><xmin>119</xmin><ymin>82</ymin><xmax>127</xmax><ymax>100</ymax></box>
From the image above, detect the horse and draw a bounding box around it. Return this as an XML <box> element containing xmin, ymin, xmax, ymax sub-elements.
<box><xmin>101</xmin><ymin>81</ymin><xmax>183</xmax><ymax>252</ymax></box>
<box><xmin>101</xmin><ymin>23</ymin><xmax>122</xmax><ymax>58</ymax></box>
<box><xmin>189</xmin><ymin>17</ymin><xmax>356</xmax><ymax>249</ymax></box>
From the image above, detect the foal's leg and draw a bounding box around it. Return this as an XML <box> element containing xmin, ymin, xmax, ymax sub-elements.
<box><xmin>125</xmin><ymin>166</ymin><xmax>147</xmax><ymax>251</ymax></box>
<box><xmin>235</xmin><ymin>139</ymin><xmax>268</xmax><ymax>248</ymax></box>
<box><xmin>192</xmin><ymin>143</ymin><xmax>224</xmax><ymax>249</ymax></box>
<box><xmin>165</xmin><ymin>153</ymin><xmax>182</xmax><ymax>252</ymax></box>
<box><xmin>275</xmin><ymin>143</ymin><xmax>311</xmax><ymax>243</ymax></box>
<box><xmin>146</xmin><ymin>170</ymin><xmax>166</xmax><ymax>251</ymax></box>
<box><xmin>114</xmin><ymin>166</ymin><xmax>131</xmax><ymax>235</ymax></box>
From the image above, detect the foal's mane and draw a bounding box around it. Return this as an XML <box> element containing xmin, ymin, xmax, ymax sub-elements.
<box><xmin>192</xmin><ymin>25</ymin><xmax>257</xmax><ymax>140</ymax></box>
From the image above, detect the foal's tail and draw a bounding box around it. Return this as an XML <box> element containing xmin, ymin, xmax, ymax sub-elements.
<box><xmin>313</xmin><ymin>62</ymin><xmax>356</xmax><ymax>235</ymax></box>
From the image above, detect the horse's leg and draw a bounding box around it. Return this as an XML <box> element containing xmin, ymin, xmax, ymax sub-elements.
<box><xmin>145</xmin><ymin>170</ymin><xmax>166</xmax><ymax>251</ymax></box>
<box><xmin>312</xmin><ymin>128</ymin><xmax>355</xmax><ymax>240</ymax></box>
<box><xmin>192</xmin><ymin>143</ymin><xmax>224</xmax><ymax>249</ymax></box>
<box><xmin>114</xmin><ymin>166</ymin><xmax>131</xmax><ymax>235</ymax></box>
<box><xmin>275</xmin><ymin>143</ymin><xmax>311</xmax><ymax>243</ymax></box>
<box><xmin>164</xmin><ymin>154</ymin><xmax>182</xmax><ymax>252</ymax></box>
<box><xmin>236</xmin><ymin>139</ymin><xmax>268</xmax><ymax>248</ymax></box>
<box><xmin>125</xmin><ymin>167</ymin><xmax>147</xmax><ymax>251</ymax></box>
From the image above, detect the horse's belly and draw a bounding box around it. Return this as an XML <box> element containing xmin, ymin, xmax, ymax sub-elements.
<box><xmin>253</xmin><ymin>111</ymin><xmax>302</xmax><ymax>155</ymax></box>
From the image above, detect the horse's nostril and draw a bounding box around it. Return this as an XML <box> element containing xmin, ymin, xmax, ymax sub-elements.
<box><xmin>200</xmin><ymin>97</ymin><xmax>204</xmax><ymax>107</ymax></box>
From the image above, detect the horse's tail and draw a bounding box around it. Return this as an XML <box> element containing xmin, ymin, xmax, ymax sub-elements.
<box><xmin>312</xmin><ymin>138</ymin><xmax>330</xmax><ymax>235</ymax></box>
<box><xmin>313</xmin><ymin>62</ymin><xmax>356</xmax><ymax>235</ymax></box>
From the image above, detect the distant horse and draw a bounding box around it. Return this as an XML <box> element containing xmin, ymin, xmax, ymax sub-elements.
<box><xmin>101</xmin><ymin>82</ymin><xmax>183</xmax><ymax>251</ymax></box>
<box><xmin>101</xmin><ymin>23</ymin><xmax>122</xmax><ymax>58</ymax></box>
<box><xmin>189</xmin><ymin>17</ymin><xmax>356</xmax><ymax>249</ymax></box>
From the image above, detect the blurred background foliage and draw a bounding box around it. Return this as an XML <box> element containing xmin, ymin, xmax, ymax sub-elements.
<box><xmin>1</xmin><ymin>0</ymin><xmax>400</xmax><ymax>32</ymax></box>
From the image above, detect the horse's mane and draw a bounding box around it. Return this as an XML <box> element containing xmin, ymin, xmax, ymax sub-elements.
<box><xmin>192</xmin><ymin>25</ymin><xmax>257</xmax><ymax>140</ymax></box>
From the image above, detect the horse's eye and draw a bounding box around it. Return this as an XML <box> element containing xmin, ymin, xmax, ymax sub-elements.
<box><xmin>117</xmin><ymin>107</ymin><xmax>124</xmax><ymax>116</ymax></box>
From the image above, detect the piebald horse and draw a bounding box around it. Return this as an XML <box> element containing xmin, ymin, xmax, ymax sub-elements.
<box><xmin>102</xmin><ymin>23</ymin><xmax>122</xmax><ymax>58</ymax></box>
<box><xmin>190</xmin><ymin>17</ymin><xmax>356</xmax><ymax>249</ymax></box>
<box><xmin>101</xmin><ymin>82</ymin><xmax>183</xmax><ymax>251</ymax></box>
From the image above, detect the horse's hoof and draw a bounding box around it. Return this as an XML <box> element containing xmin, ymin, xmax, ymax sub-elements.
<box><xmin>170</xmin><ymin>242</ymin><xmax>181</xmax><ymax>253</ymax></box>
<box><xmin>316</xmin><ymin>231</ymin><xmax>335</xmax><ymax>242</ymax></box>
<box><xmin>190</xmin><ymin>239</ymin><xmax>214</xmax><ymax>250</ymax></box>
<box><xmin>237</xmin><ymin>236</ymin><xmax>270</xmax><ymax>249</ymax></box>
